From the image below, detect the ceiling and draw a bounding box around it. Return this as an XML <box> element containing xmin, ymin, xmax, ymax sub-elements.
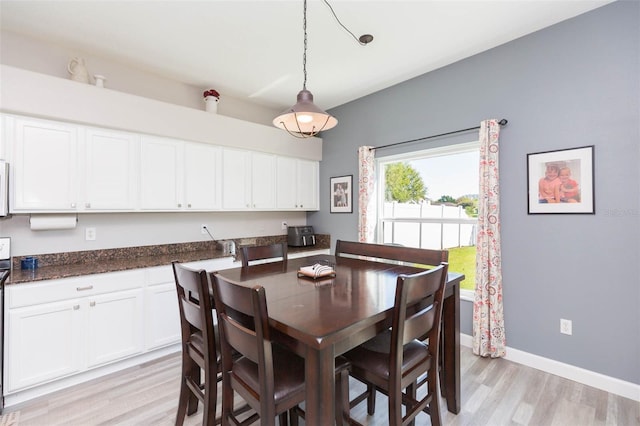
<box><xmin>0</xmin><ymin>0</ymin><xmax>613</xmax><ymax>112</ymax></box>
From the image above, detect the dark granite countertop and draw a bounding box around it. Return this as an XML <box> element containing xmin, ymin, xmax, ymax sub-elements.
<box><xmin>7</xmin><ymin>235</ymin><xmax>330</xmax><ymax>285</ymax></box>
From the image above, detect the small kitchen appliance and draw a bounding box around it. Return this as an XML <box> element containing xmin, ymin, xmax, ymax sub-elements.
<box><xmin>287</xmin><ymin>226</ymin><xmax>316</xmax><ymax>247</ymax></box>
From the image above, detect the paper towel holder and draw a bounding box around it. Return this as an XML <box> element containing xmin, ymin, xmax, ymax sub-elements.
<box><xmin>29</xmin><ymin>213</ymin><xmax>78</xmax><ymax>231</ymax></box>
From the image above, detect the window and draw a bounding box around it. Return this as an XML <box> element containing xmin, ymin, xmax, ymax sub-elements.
<box><xmin>376</xmin><ymin>142</ymin><xmax>478</xmax><ymax>292</ymax></box>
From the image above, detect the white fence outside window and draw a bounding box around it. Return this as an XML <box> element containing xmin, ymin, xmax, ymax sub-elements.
<box><xmin>380</xmin><ymin>202</ymin><xmax>476</xmax><ymax>250</ymax></box>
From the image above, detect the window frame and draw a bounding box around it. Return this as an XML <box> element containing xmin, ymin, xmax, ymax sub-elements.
<box><xmin>375</xmin><ymin>140</ymin><xmax>479</xmax><ymax>299</ymax></box>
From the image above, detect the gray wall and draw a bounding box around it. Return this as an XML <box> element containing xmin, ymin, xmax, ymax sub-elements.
<box><xmin>309</xmin><ymin>1</ymin><xmax>639</xmax><ymax>384</ymax></box>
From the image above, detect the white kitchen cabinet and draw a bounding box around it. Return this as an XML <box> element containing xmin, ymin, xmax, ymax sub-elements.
<box><xmin>9</xmin><ymin>115</ymin><xmax>78</xmax><ymax>212</ymax></box>
<box><xmin>6</xmin><ymin>298</ymin><xmax>83</xmax><ymax>391</ymax></box>
<box><xmin>4</xmin><ymin>270</ymin><xmax>145</xmax><ymax>393</ymax></box>
<box><xmin>140</xmin><ymin>136</ymin><xmax>221</xmax><ymax>211</ymax></box>
<box><xmin>4</xmin><ymin>113</ymin><xmax>316</xmax><ymax>214</ymax></box>
<box><xmin>184</xmin><ymin>142</ymin><xmax>221</xmax><ymax>210</ymax></box>
<box><xmin>251</xmin><ymin>152</ymin><xmax>276</xmax><ymax>209</ymax></box>
<box><xmin>296</xmin><ymin>159</ymin><xmax>319</xmax><ymax>210</ymax></box>
<box><xmin>222</xmin><ymin>148</ymin><xmax>276</xmax><ymax>210</ymax></box>
<box><xmin>139</xmin><ymin>135</ymin><xmax>183</xmax><ymax>210</ymax></box>
<box><xmin>81</xmin><ymin>127</ymin><xmax>138</xmax><ymax>211</ymax></box>
<box><xmin>86</xmin><ymin>288</ymin><xmax>144</xmax><ymax>368</ymax></box>
<box><xmin>6</xmin><ymin>115</ymin><xmax>140</xmax><ymax>213</ymax></box>
<box><xmin>145</xmin><ymin>265</ymin><xmax>180</xmax><ymax>351</ymax></box>
<box><xmin>144</xmin><ymin>257</ymin><xmax>238</xmax><ymax>351</ymax></box>
<box><xmin>276</xmin><ymin>157</ymin><xmax>319</xmax><ymax>210</ymax></box>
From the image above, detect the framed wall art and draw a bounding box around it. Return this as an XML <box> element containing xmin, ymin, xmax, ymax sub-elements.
<box><xmin>527</xmin><ymin>145</ymin><xmax>594</xmax><ymax>214</ymax></box>
<box><xmin>330</xmin><ymin>175</ymin><xmax>353</xmax><ymax>213</ymax></box>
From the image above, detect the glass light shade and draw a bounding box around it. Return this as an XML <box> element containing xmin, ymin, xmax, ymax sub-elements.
<box><xmin>273</xmin><ymin>89</ymin><xmax>338</xmax><ymax>137</ymax></box>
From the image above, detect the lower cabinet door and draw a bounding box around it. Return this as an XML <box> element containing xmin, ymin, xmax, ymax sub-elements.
<box><xmin>86</xmin><ymin>289</ymin><xmax>144</xmax><ymax>368</ymax></box>
<box><xmin>7</xmin><ymin>299</ymin><xmax>83</xmax><ymax>391</ymax></box>
<box><xmin>145</xmin><ymin>282</ymin><xmax>181</xmax><ymax>350</ymax></box>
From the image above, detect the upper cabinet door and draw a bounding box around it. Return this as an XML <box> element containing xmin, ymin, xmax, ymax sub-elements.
<box><xmin>250</xmin><ymin>152</ymin><xmax>276</xmax><ymax>209</ymax></box>
<box><xmin>276</xmin><ymin>157</ymin><xmax>319</xmax><ymax>211</ymax></box>
<box><xmin>221</xmin><ymin>148</ymin><xmax>250</xmax><ymax>210</ymax></box>
<box><xmin>276</xmin><ymin>156</ymin><xmax>297</xmax><ymax>209</ymax></box>
<box><xmin>81</xmin><ymin>127</ymin><xmax>139</xmax><ymax>211</ymax></box>
<box><xmin>140</xmin><ymin>135</ymin><xmax>184</xmax><ymax>210</ymax></box>
<box><xmin>10</xmin><ymin>116</ymin><xmax>78</xmax><ymax>212</ymax></box>
<box><xmin>297</xmin><ymin>159</ymin><xmax>319</xmax><ymax>210</ymax></box>
<box><xmin>184</xmin><ymin>142</ymin><xmax>221</xmax><ymax>210</ymax></box>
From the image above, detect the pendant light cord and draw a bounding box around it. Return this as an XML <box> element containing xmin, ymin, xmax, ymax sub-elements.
<box><xmin>302</xmin><ymin>0</ymin><xmax>308</xmax><ymax>90</ymax></box>
<box><xmin>322</xmin><ymin>0</ymin><xmax>371</xmax><ymax>46</ymax></box>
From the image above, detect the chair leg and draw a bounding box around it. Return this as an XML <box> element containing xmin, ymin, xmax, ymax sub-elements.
<box><xmin>202</xmin><ymin>366</ymin><xmax>218</xmax><ymax>426</ymax></box>
<box><xmin>428</xmin><ymin>376</ymin><xmax>442</xmax><ymax>426</ymax></box>
<box><xmin>186</xmin><ymin>363</ymin><xmax>200</xmax><ymax>415</ymax></box>
<box><xmin>366</xmin><ymin>384</ymin><xmax>377</xmax><ymax>416</ymax></box>
<box><xmin>289</xmin><ymin>407</ymin><xmax>300</xmax><ymax>426</ymax></box>
<box><xmin>278</xmin><ymin>411</ymin><xmax>289</xmax><ymax>426</ymax></box>
<box><xmin>406</xmin><ymin>382</ymin><xmax>416</xmax><ymax>426</ymax></box>
<box><xmin>175</xmin><ymin>376</ymin><xmax>189</xmax><ymax>426</ymax></box>
<box><xmin>335</xmin><ymin>368</ymin><xmax>351</xmax><ymax>426</ymax></box>
<box><xmin>221</xmin><ymin>371</ymin><xmax>234</xmax><ymax>426</ymax></box>
<box><xmin>176</xmin><ymin>356</ymin><xmax>198</xmax><ymax>425</ymax></box>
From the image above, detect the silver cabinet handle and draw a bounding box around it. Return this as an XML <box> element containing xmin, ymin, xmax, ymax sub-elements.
<box><xmin>76</xmin><ymin>285</ymin><xmax>94</xmax><ymax>291</ymax></box>
<box><xmin>90</xmin><ymin>301</ymin><xmax>96</xmax><ymax>307</ymax></box>
<box><xmin>73</xmin><ymin>305</ymin><xmax>80</xmax><ymax>310</ymax></box>
<box><xmin>177</xmin><ymin>203</ymin><xmax>182</xmax><ymax>208</ymax></box>
<box><xmin>85</xmin><ymin>202</ymin><xmax>91</xmax><ymax>208</ymax></box>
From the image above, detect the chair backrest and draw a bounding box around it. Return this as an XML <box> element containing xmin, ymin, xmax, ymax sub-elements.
<box><xmin>241</xmin><ymin>242</ymin><xmax>288</xmax><ymax>267</ymax></box>
<box><xmin>172</xmin><ymin>261</ymin><xmax>217</xmax><ymax>364</ymax></box>
<box><xmin>335</xmin><ymin>240</ymin><xmax>448</xmax><ymax>267</ymax></box>
<box><xmin>211</xmin><ymin>273</ymin><xmax>276</xmax><ymax>409</ymax></box>
<box><xmin>390</xmin><ymin>262</ymin><xmax>449</xmax><ymax>386</ymax></box>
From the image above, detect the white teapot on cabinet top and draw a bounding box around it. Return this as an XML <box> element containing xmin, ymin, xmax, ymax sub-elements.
<box><xmin>67</xmin><ymin>57</ymin><xmax>90</xmax><ymax>83</ymax></box>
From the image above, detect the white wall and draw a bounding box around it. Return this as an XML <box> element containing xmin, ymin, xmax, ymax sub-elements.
<box><xmin>0</xmin><ymin>211</ymin><xmax>307</xmax><ymax>257</ymax></box>
<box><xmin>0</xmin><ymin>31</ymin><xmax>280</xmax><ymax>126</ymax></box>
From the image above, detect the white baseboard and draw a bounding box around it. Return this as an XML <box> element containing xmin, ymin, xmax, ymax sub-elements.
<box><xmin>460</xmin><ymin>333</ymin><xmax>640</xmax><ymax>402</ymax></box>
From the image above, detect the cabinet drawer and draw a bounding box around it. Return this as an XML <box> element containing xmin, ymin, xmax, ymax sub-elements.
<box><xmin>146</xmin><ymin>258</ymin><xmax>239</xmax><ymax>287</ymax></box>
<box><xmin>146</xmin><ymin>265</ymin><xmax>173</xmax><ymax>286</ymax></box>
<box><xmin>7</xmin><ymin>269</ymin><xmax>145</xmax><ymax>308</ymax></box>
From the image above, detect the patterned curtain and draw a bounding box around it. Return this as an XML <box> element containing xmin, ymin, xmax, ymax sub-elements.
<box><xmin>358</xmin><ymin>146</ymin><xmax>376</xmax><ymax>242</ymax></box>
<box><xmin>472</xmin><ymin>119</ymin><xmax>506</xmax><ymax>358</ymax></box>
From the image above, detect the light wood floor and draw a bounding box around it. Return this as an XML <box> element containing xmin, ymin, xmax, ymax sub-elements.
<box><xmin>3</xmin><ymin>348</ymin><xmax>638</xmax><ymax>426</ymax></box>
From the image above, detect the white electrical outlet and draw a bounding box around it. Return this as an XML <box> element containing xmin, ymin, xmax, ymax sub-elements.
<box><xmin>560</xmin><ymin>318</ymin><xmax>572</xmax><ymax>335</ymax></box>
<box><xmin>201</xmin><ymin>224</ymin><xmax>208</xmax><ymax>235</ymax></box>
<box><xmin>85</xmin><ymin>227</ymin><xmax>96</xmax><ymax>241</ymax></box>
<box><xmin>282</xmin><ymin>221</ymin><xmax>288</xmax><ymax>230</ymax></box>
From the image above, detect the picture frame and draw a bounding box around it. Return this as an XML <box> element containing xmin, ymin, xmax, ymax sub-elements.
<box><xmin>527</xmin><ymin>145</ymin><xmax>595</xmax><ymax>214</ymax></box>
<box><xmin>330</xmin><ymin>175</ymin><xmax>353</xmax><ymax>213</ymax></box>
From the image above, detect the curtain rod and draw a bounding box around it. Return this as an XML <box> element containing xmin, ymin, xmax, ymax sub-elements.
<box><xmin>370</xmin><ymin>118</ymin><xmax>508</xmax><ymax>151</ymax></box>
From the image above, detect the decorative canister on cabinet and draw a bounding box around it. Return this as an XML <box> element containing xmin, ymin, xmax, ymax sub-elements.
<box><xmin>203</xmin><ymin>89</ymin><xmax>220</xmax><ymax>113</ymax></box>
<box><xmin>67</xmin><ymin>57</ymin><xmax>90</xmax><ymax>83</ymax></box>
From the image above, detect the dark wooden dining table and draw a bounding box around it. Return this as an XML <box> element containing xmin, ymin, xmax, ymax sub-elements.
<box><xmin>214</xmin><ymin>254</ymin><xmax>463</xmax><ymax>426</ymax></box>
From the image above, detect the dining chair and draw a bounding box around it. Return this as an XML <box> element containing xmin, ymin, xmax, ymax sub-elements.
<box><xmin>172</xmin><ymin>261</ymin><xmax>221</xmax><ymax>426</ymax></box>
<box><xmin>343</xmin><ymin>263</ymin><xmax>449</xmax><ymax>426</ymax></box>
<box><xmin>240</xmin><ymin>242</ymin><xmax>288</xmax><ymax>267</ymax></box>
<box><xmin>211</xmin><ymin>272</ymin><xmax>355</xmax><ymax>426</ymax></box>
<box><xmin>335</xmin><ymin>239</ymin><xmax>448</xmax><ymax>267</ymax></box>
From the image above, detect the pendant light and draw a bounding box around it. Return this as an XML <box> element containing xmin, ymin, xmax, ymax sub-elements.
<box><xmin>273</xmin><ymin>0</ymin><xmax>338</xmax><ymax>138</ymax></box>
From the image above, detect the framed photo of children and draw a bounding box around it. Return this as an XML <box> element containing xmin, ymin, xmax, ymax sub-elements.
<box><xmin>527</xmin><ymin>145</ymin><xmax>595</xmax><ymax>214</ymax></box>
<box><xmin>330</xmin><ymin>175</ymin><xmax>353</xmax><ymax>213</ymax></box>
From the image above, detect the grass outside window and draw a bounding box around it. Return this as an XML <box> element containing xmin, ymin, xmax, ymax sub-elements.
<box><xmin>447</xmin><ymin>246</ymin><xmax>475</xmax><ymax>291</ymax></box>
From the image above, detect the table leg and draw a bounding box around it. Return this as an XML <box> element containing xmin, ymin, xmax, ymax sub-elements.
<box><xmin>305</xmin><ymin>346</ymin><xmax>336</xmax><ymax>425</ymax></box>
<box><xmin>442</xmin><ymin>281</ymin><xmax>461</xmax><ymax>414</ymax></box>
